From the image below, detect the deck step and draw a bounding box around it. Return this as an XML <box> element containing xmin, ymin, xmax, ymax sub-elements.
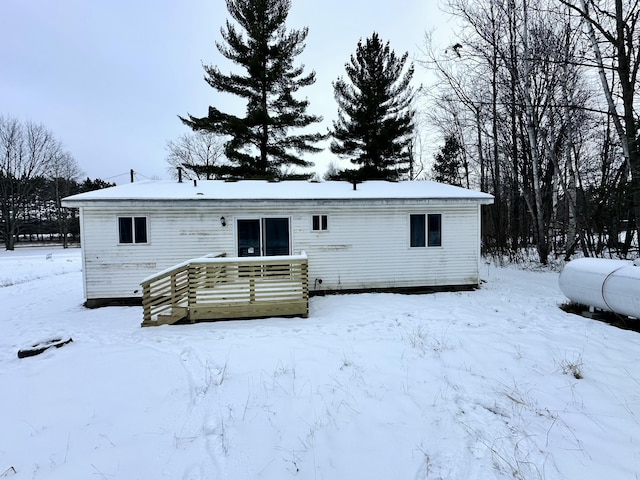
<box><xmin>141</xmin><ymin>307</ymin><xmax>188</xmax><ymax>327</ymax></box>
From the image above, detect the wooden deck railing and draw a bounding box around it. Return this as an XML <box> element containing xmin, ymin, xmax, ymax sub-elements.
<box><xmin>141</xmin><ymin>252</ymin><xmax>308</xmax><ymax>326</ymax></box>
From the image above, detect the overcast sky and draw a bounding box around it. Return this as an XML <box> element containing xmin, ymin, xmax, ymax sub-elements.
<box><xmin>2</xmin><ymin>1</ymin><xmax>453</xmax><ymax>184</ymax></box>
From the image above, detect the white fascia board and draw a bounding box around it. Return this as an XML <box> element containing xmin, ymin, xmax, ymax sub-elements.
<box><xmin>62</xmin><ymin>197</ymin><xmax>494</xmax><ymax>209</ymax></box>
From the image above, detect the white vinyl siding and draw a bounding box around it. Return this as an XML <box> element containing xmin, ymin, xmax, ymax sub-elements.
<box><xmin>81</xmin><ymin>207</ymin><xmax>234</xmax><ymax>299</ymax></box>
<box><xmin>296</xmin><ymin>205</ymin><xmax>479</xmax><ymax>291</ymax></box>
<box><xmin>77</xmin><ymin>202</ymin><xmax>482</xmax><ymax>300</ymax></box>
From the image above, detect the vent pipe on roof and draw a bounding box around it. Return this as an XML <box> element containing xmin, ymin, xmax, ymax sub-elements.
<box><xmin>177</xmin><ymin>167</ymin><xmax>183</xmax><ymax>183</ymax></box>
<box><xmin>352</xmin><ymin>180</ymin><xmax>357</xmax><ymax>190</ymax></box>
<box><xmin>130</xmin><ymin>169</ymin><xmax>134</xmax><ymax>183</ymax></box>
<box><xmin>194</xmin><ymin>179</ymin><xmax>197</xmax><ymax>187</ymax></box>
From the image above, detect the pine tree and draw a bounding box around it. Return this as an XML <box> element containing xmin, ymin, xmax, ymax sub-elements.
<box><xmin>432</xmin><ymin>135</ymin><xmax>464</xmax><ymax>186</ymax></box>
<box><xmin>330</xmin><ymin>32</ymin><xmax>415</xmax><ymax>181</ymax></box>
<box><xmin>180</xmin><ymin>0</ymin><xmax>325</xmax><ymax>179</ymax></box>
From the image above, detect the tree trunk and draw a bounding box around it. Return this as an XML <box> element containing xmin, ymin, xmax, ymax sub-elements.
<box><xmin>522</xmin><ymin>0</ymin><xmax>549</xmax><ymax>264</ymax></box>
<box><xmin>562</xmin><ymin>24</ymin><xmax>579</xmax><ymax>260</ymax></box>
<box><xmin>491</xmin><ymin>38</ymin><xmax>503</xmax><ymax>251</ymax></box>
<box><xmin>508</xmin><ymin>0</ymin><xmax>520</xmax><ymax>251</ymax></box>
<box><xmin>578</xmin><ymin>0</ymin><xmax>639</xmax><ymax>251</ymax></box>
<box><xmin>614</xmin><ymin>0</ymin><xmax>640</xmax><ymax>251</ymax></box>
<box><xmin>476</xmin><ymin>109</ymin><xmax>485</xmax><ymax>193</ymax></box>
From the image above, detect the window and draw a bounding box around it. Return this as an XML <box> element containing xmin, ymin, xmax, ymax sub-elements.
<box><xmin>410</xmin><ymin>214</ymin><xmax>442</xmax><ymax>248</ymax></box>
<box><xmin>263</xmin><ymin>218</ymin><xmax>290</xmax><ymax>256</ymax></box>
<box><xmin>237</xmin><ymin>219</ymin><xmax>260</xmax><ymax>256</ymax></box>
<box><xmin>118</xmin><ymin>217</ymin><xmax>148</xmax><ymax>244</ymax></box>
<box><xmin>410</xmin><ymin>214</ymin><xmax>425</xmax><ymax>247</ymax></box>
<box><xmin>427</xmin><ymin>214</ymin><xmax>442</xmax><ymax>247</ymax></box>
<box><xmin>312</xmin><ymin>214</ymin><xmax>328</xmax><ymax>231</ymax></box>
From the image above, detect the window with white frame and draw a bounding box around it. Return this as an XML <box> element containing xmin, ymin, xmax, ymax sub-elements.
<box><xmin>118</xmin><ymin>216</ymin><xmax>148</xmax><ymax>244</ymax></box>
<box><xmin>312</xmin><ymin>214</ymin><xmax>328</xmax><ymax>231</ymax></box>
<box><xmin>410</xmin><ymin>213</ymin><xmax>441</xmax><ymax>247</ymax></box>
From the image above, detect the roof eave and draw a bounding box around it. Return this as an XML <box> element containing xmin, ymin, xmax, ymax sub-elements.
<box><xmin>62</xmin><ymin>196</ymin><xmax>494</xmax><ymax>209</ymax></box>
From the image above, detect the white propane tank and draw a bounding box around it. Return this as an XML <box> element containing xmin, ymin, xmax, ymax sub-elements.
<box><xmin>558</xmin><ymin>258</ymin><xmax>640</xmax><ymax>318</ymax></box>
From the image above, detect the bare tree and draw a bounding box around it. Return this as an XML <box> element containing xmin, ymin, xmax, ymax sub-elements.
<box><xmin>558</xmin><ymin>0</ymin><xmax>640</xmax><ymax>252</ymax></box>
<box><xmin>408</xmin><ymin>129</ymin><xmax>427</xmax><ymax>180</ymax></box>
<box><xmin>323</xmin><ymin>161</ymin><xmax>343</xmax><ymax>180</ymax></box>
<box><xmin>420</xmin><ymin>2</ymin><xmax>505</xmax><ymax>250</ymax></box>
<box><xmin>165</xmin><ymin>131</ymin><xmax>225</xmax><ymax>180</ymax></box>
<box><xmin>50</xmin><ymin>152</ymin><xmax>83</xmax><ymax>247</ymax></box>
<box><xmin>419</xmin><ymin>36</ymin><xmax>486</xmax><ymax>186</ymax></box>
<box><xmin>0</xmin><ymin>117</ymin><xmax>63</xmax><ymax>250</ymax></box>
<box><xmin>421</xmin><ymin>0</ymin><xmax>595</xmax><ymax>263</ymax></box>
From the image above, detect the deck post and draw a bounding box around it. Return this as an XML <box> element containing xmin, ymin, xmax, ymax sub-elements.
<box><xmin>188</xmin><ymin>264</ymin><xmax>197</xmax><ymax>323</ymax></box>
<box><xmin>142</xmin><ymin>285</ymin><xmax>151</xmax><ymax>324</ymax></box>
<box><xmin>170</xmin><ymin>272</ymin><xmax>177</xmax><ymax>306</ymax></box>
<box><xmin>249</xmin><ymin>264</ymin><xmax>256</xmax><ymax>303</ymax></box>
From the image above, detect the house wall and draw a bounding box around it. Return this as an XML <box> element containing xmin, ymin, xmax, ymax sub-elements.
<box><xmin>80</xmin><ymin>206</ymin><xmax>231</xmax><ymax>301</ymax></box>
<box><xmin>79</xmin><ymin>202</ymin><xmax>482</xmax><ymax>301</ymax></box>
<box><xmin>297</xmin><ymin>203</ymin><xmax>481</xmax><ymax>292</ymax></box>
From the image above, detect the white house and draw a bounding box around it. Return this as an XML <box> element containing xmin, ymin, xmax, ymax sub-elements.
<box><xmin>62</xmin><ymin>179</ymin><xmax>493</xmax><ymax>312</ymax></box>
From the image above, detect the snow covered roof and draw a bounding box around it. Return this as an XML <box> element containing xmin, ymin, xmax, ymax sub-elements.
<box><xmin>62</xmin><ymin>179</ymin><xmax>494</xmax><ymax>206</ymax></box>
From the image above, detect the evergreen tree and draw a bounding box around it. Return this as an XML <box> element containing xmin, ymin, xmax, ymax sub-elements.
<box><xmin>78</xmin><ymin>178</ymin><xmax>115</xmax><ymax>193</ymax></box>
<box><xmin>432</xmin><ymin>135</ymin><xmax>464</xmax><ymax>186</ymax></box>
<box><xmin>330</xmin><ymin>32</ymin><xmax>415</xmax><ymax>181</ymax></box>
<box><xmin>180</xmin><ymin>0</ymin><xmax>324</xmax><ymax>179</ymax></box>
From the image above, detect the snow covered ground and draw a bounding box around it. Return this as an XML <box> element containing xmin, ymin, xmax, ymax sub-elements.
<box><xmin>1</xmin><ymin>247</ymin><xmax>639</xmax><ymax>479</ymax></box>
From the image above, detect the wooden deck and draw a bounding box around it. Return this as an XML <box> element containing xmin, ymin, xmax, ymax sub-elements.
<box><xmin>140</xmin><ymin>253</ymin><xmax>308</xmax><ymax>326</ymax></box>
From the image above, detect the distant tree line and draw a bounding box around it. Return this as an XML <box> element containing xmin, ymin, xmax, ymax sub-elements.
<box><xmin>0</xmin><ymin>116</ymin><xmax>114</xmax><ymax>250</ymax></box>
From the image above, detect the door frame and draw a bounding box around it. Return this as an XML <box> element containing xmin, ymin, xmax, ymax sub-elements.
<box><xmin>234</xmin><ymin>216</ymin><xmax>292</xmax><ymax>257</ymax></box>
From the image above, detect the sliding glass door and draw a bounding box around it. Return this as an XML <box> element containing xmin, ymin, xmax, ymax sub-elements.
<box><xmin>237</xmin><ymin>218</ymin><xmax>290</xmax><ymax>257</ymax></box>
